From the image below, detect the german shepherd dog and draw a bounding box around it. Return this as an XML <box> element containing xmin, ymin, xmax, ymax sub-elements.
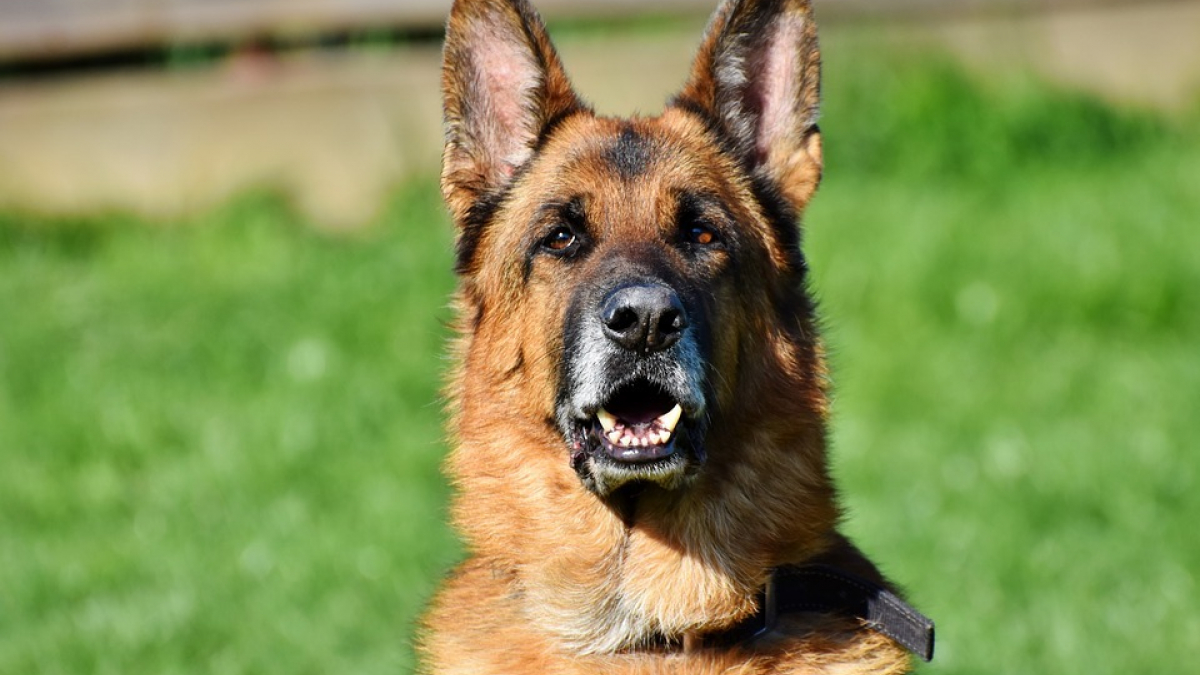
<box><xmin>423</xmin><ymin>0</ymin><xmax>933</xmax><ymax>672</ymax></box>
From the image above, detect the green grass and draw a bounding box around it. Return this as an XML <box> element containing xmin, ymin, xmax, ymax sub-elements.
<box><xmin>811</xmin><ymin>49</ymin><xmax>1200</xmax><ymax>673</ymax></box>
<box><xmin>2</xmin><ymin>45</ymin><xmax>1198</xmax><ymax>674</ymax></box>
<box><xmin>0</xmin><ymin>188</ymin><xmax>460</xmax><ymax>674</ymax></box>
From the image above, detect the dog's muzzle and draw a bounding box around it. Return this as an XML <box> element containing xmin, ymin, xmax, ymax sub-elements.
<box><xmin>559</xmin><ymin>281</ymin><xmax>709</xmax><ymax>496</ymax></box>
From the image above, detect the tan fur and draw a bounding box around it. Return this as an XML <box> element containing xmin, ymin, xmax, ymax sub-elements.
<box><xmin>422</xmin><ymin>1</ymin><xmax>917</xmax><ymax>673</ymax></box>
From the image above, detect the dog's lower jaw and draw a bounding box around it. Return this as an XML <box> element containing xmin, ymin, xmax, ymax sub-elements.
<box><xmin>574</xmin><ymin>451</ymin><xmax>695</xmax><ymax>497</ymax></box>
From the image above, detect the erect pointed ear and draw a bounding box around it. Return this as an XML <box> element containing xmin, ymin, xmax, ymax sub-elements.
<box><xmin>675</xmin><ymin>0</ymin><xmax>823</xmax><ymax>212</ymax></box>
<box><xmin>441</xmin><ymin>0</ymin><xmax>586</xmax><ymax>225</ymax></box>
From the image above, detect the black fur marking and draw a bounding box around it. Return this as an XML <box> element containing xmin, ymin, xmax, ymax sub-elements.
<box><xmin>669</xmin><ymin>100</ymin><xmax>809</xmax><ymax>277</ymax></box>
<box><xmin>604</xmin><ymin>125</ymin><xmax>654</xmax><ymax>180</ymax></box>
<box><xmin>749</xmin><ymin>174</ymin><xmax>807</xmax><ymax>277</ymax></box>
<box><xmin>521</xmin><ymin>250</ymin><xmax>534</xmax><ymax>284</ymax></box>
<box><xmin>532</xmin><ymin>108</ymin><xmax>587</xmax><ymax>154</ymax></box>
<box><xmin>562</xmin><ymin>195</ymin><xmax>587</xmax><ymax>232</ymax></box>
<box><xmin>454</xmin><ymin>187</ymin><xmax>508</xmax><ymax>276</ymax></box>
<box><xmin>669</xmin><ymin>96</ymin><xmax>759</xmax><ymax>180</ymax></box>
<box><xmin>667</xmin><ymin>96</ymin><xmax>710</xmax><ymax>128</ymax></box>
<box><xmin>454</xmin><ymin>150</ymin><xmax>540</xmax><ymax>276</ymax></box>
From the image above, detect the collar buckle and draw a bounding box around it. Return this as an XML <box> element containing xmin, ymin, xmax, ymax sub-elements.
<box><xmin>750</xmin><ymin>570</ymin><xmax>779</xmax><ymax>640</ymax></box>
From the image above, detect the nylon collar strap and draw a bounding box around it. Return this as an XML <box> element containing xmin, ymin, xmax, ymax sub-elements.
<box><xmin>701</xmin><ymin>564</ymin><xmax>936</xmax><ymax>662</ymax></box>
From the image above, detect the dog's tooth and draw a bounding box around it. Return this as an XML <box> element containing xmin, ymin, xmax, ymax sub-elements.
<box><xmin>596</xmin><ymin>408</ymin><xmax>618</xmax><ymax>433</ymax></box>
<box><xmin>657</xmin><ymin>404</ymin><xmax>683</xmax><ymax>433</ymax></box>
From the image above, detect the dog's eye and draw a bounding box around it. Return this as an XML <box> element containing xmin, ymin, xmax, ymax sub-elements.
<box><xmin>687</xmin><ymin>224</ymin><xmax>719</xmax><ymax>246</ymax></box>
<box><xmin>541</xmin><ymin>226</ymin><xmax>577</xmax><ymax>253</ymax></box>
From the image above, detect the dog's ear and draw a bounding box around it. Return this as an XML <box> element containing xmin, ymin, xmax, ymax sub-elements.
<box><xmin>441</xmin><ymin>0</ymin><xmax>585</xmax><ymax>224</ymax></box>
<box><xmin>675</xmin><ymin>0</ymin><xmax>823</xmax><ymax>212</ymax></box>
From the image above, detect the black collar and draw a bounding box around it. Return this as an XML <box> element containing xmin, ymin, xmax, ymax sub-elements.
<box><xmin>672</xmin><ymin>564</ymin><xmax>935</xmax><ymax>662</ymax></box>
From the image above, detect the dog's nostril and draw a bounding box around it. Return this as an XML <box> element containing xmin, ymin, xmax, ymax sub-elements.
<box><xmin>659</xmin><ymin>308</ymin><xmax>686</xmax><ymax>335</ymax></box>
<box><xmin>646</xmin><ymin>305</ymin><xmax>686</xmax><ymax>351</ymax></box>
<box><xmin>604</xmin><ymin>306</ymin><xmax>640</xmax><ymax>334</ymax></box>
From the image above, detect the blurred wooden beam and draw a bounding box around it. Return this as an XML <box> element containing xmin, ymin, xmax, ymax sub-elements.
<box><xmin>3</xmin><ymin>0</ymin><xmax>705</xmax><ymax>62</ymax></box>
<box><xmin>3</xmin><ymin>0</ymin><xmax>1191</xmax><ymax>63</ymax></box>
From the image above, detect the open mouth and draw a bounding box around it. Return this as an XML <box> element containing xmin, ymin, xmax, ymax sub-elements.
<box><xmin>590</xmin><ymin>379</ymin><xmax>684</xmax><ymax>464</ymax></box>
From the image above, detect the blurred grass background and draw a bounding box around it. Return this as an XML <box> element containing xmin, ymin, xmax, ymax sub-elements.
<box><xmin>2</xmin><ymin>16</ymin><xmax>1199</xmax><ymax>675</ymax></box>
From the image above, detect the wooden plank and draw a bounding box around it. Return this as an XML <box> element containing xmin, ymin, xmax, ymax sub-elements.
<box><xmin>1</xmin><ymin>0</ymin><xmax>1174</xmax><ymax>62</ymax></box>
<box><xmin>2</xmin><ymin>0</ymin><xmax>708</xmax><ymax>61</ymax></box>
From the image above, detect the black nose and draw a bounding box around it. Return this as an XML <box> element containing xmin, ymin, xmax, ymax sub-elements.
<box><xmin>600</xmin><ymin>283</ymin><xmax>688</xmax><ymax>353</ymax></box>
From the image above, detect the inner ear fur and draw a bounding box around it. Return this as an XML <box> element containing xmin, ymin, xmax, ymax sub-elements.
<box><xmin>441</xmin><ymin>0</ymin><xmax>586</xmax><ymax>225</ymax></box>
<box><xmin>675</xmin><ymin>0</ymin><xmax>823</xmax><ymax>212</ymax></box>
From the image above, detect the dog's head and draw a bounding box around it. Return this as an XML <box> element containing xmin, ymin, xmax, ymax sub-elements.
<box><xmin>442</xmin><ymin>0</ymin><xmax>826</xmax><ymax>499</ymax></box>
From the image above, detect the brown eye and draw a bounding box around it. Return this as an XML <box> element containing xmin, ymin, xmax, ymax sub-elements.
<box><xmin>541</xmin><ymin>226</ymin><xmax>577</xmax><ymax>253</ymax></box>
<box><xmin>689</xmin><ymin>225</ymin><xmax>718</xmax><ymax>246</ymax></box>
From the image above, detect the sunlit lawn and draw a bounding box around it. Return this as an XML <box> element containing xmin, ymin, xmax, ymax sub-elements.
<box><xmin>2</xmin><ymin>39</ymin><xmax>1197</xmax><ymax>675</ymax></box>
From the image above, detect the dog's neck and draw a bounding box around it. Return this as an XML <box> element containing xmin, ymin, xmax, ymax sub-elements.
<box><xmin>449</xmin><ymin>422</ymin><xmax>841</xmax><ymax>654</ymax></box>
